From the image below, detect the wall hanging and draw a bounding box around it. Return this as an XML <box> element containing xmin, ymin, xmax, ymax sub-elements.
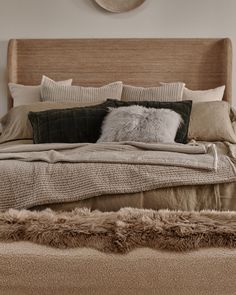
<box><xmin>94</xmin><ymin>0</ymin><xmax>146</xmax><ymax>13</ymax></box>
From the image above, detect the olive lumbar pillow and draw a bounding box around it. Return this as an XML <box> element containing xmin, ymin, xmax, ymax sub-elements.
<box><xmin>104</xmin><ymin>99</ymin><xmax>192</xmax><ymax>144</ymax></box>
<box><xmin>28</xmin><ymin>103</ymin><xmax>111</xmax><ymax>144</ymax></box>
<box><xmin>98</xmin><ymin>105</ymin><xmax>182</xmax><ymax>144</ymax></box>
<box><xmin>0</xmin><ymin>101</ymin><xmax>106</xmax><ymax>145</ymax></box>
<box><xmin>188</xmin><ymin>101</ymin><xmax>236</xmax><ymax>143</ymax></box>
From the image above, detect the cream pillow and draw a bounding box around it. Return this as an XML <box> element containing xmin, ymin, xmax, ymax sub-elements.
<box><xmin>121</xmin><ymin>83</ymin><xmax>185</xmax><ymax>102</ymax></box>
<box><xmin>41</xmin><ymin>79</ymin><xmax>123</xmax><ymax>104</ymax></box>
<box><xmin>160</xmin><ymin>82</ymin><xmax>225</xmax><ymax>103</ymax></box>
<box><xmin>183</xmin><ymin>86</ymin><xmax>225</xmax><ymax>103</ymax></box>
<box><xmin>9</xmin><ymin>76</ymin><xmax>73</xmax><ymax>107</ymax></box>
<box><xmin>188</xmin><ymin>101</ymin><xmax>236</xmax><ymax>143</ymax></box>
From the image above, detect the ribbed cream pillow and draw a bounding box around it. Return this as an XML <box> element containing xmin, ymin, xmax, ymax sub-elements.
<box><xmin>9</xmin><ymin>76</ymin><xmax>73</xmax><ymax>107</ymax></box>
<box><xmin>121</xmin><ymin>83</ymin><xmax>185</xmax><ymax>102</ymax></box>
<box><xmin>41</xmin><ymin>78</ymin><xmax>123</xmax><ymax>104</ymax></box>
<box><xmin>160</xmin><ymin>82</ymin><xmax>225</xmax><ymax>103</ymax></box>
<box><xmin>183</xmin><ymin>86</ymin><xmax>225</xmax><ymax>102</ymax></box>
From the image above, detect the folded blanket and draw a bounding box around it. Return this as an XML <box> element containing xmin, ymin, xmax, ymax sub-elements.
<box><xmin>0</xmin><ymin>142</ymin><xmax>235</xmax><ymax>210</ymax></box>
<box><xmin>0</xmin><ymin>142</ymin><xmax>217</xmax><ymax>170</ymax></box>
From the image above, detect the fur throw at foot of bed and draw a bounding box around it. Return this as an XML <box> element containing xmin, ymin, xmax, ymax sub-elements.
<box><xmin>0</xmin><ymin>208</ymin><xmax>235</xmax><ymax>253</ymax></box>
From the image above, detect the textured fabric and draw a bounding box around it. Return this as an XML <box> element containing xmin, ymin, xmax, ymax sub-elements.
<box><xmin>0</xmin><ymin>243</ymin><xmax>235</xmax><ymax>295</ymax></box>
<box><xmin>0</xmin><ymin>101</ymin><xmax>107</xmax><ymax>144</ymax></box>
<box><xmin>0</xmin><ymin>140</ymin><xmax>33</xmax><ymax>148</ymax></box>
<box><xmin>121</xmin><ymin>83</ymin><xmax>185</xmax><ymax>101</ymax></box>
<box><xmin>0</xmin><ymin>142</ymin><xmax>235</xmax><ymax>210</ymax></box>
<box><xmin>41</xmin><ymin>79</ymin><xmax>123</xmax><ymax>103</ymax></box>
<box><xmin>183</xmin><ymin>85</ymin><xmax>225</xmax><ymax>102</ymax></box>
<box><xmin>29</xmin><ymin>106</ymin><xmax>109</xmax><ymax>144</ymax></box>
<box><xmin>9</xmin><ymin>76</ymin><xmax>72</xmax><ymax>107</ymax></box>
<box><xmin>34</xmin><ymin>140</ymin><xmax>236</xmax><ymax>212</ymax></box>
<box><xmin>98</xmin><ymin>106</ymin><xmax>182</xmax><ymax>143</ymax></box>
<box><xmin>160</xmin><ymin>82</ymin><xmax>225</xmax><ymax>103</ymax></box>
<box><xmin>0</xmin><ymin>208</ymin><xmax>236</xmax><ymax>252</ymax></box>
<box><xmin>0</xmin><ymin>142</ymin><xmax>216</xmax><ymax>168</ymax></box>
<box><xmin>188</xmin><ymin>101</ymin><xmax>236</xmax><ymax>143</ymax></box>
<box><xmin>33</xmin><ymin>182</ymin><xmax>236</xmax><ymax>212</ymax></box>
<box><xmin>105</xmin><ymin>99</ymin><xmax>192</xmax><ymax>144</ymax></box>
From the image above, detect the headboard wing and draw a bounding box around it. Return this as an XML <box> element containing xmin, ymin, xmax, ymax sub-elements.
<box><xmin>8</xmin><ymin>38</ymin><xmax>232</xmax><ymax>108</ymax></box>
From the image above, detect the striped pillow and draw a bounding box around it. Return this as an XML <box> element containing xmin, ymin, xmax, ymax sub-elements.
<box><xmin>160</xmin><ymin>82</ymin><xmax>225</xmax><ymax>103</ymax></box>
<box><xmin>121</xmin><ymin>83</ymin><xmax>185</xmax><ymax>102</ymax></box>
<box><xmin>41</xmin><ymin>78</ymin><xmax>123</xmax><ymax>104</ymax></box>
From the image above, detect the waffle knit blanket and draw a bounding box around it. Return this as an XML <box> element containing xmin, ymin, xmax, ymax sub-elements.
<box><xmin>0</xmin><ymin>142</ymin><xmax>235</xmax><ymax>210</ymax></box>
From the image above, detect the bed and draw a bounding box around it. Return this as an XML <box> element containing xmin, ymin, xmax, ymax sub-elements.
<box><xmin>1</xmin><ymin>38</ymin><xmax>236</xmax><ymax>212</ymax></box>
<box><xmin>0</xmin><ymin>38</ymin><xmax>235</xmax><ymax>294</ymax></box>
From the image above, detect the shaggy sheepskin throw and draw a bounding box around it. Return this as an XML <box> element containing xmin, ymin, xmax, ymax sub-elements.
<box><xmin>0</xmin><ymin>208</ymin><xmax>236</xmax><ymax>253</ymax></box>
<box><xmin>98</xmin><ymin>105</ymin><xmax>182</xmax><ymax>143</ymax></box>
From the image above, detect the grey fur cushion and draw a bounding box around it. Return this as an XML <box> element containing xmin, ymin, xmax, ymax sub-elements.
<box><xmin>98</xmin><ymin>105</ymin><xmax>182</xmax><ymax>143</ymax></box>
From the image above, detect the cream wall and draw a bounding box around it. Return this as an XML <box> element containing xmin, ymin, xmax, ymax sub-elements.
<box><xmin>0</xmin><ymin>0</ymin><xmax>235</xmax><ymax>116</ymax></box>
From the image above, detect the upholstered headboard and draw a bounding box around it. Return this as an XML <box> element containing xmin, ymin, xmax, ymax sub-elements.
<box><xmin>7</xmin><ymin>38</ymin><xmax>232</xmax><ymax>108</ymax></box>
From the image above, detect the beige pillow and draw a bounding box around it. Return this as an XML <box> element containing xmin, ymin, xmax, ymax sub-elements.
<box><xmin>183</xmin><ymin>86</ymin><xmax>225</xmax><ymax>103</ymax></box>
<box><xmin>160</xmin><ymin>82</ymin><xmax>225</xmax><ymax>103</ymax></box>
<box><xmin>9</xmin><ymin>76</ymin><xmax>73</xmax><ymax>107</ymax></box>
<box><xmin>41</xmin><ymin>79</ymin><xmax>123</xmax><ymax>104</ymax></box>
<box><xmin>188</xmin><ymin>101</ymin><xmax>236</xmax><ymax>143</ymax></box>
<box><xmin>121</xmin><ymin>83</ymin><xmax>185</xmax><ymax>102</ymax></box>
<box><xmin>0</xmin><ymin>101</ymin><xmax>98</xmax><ymax>144</ymax></box>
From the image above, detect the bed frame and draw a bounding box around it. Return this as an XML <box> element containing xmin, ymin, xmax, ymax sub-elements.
<box><xmin>4</xmin><ymin>38</ymin><xmax>236</xmax><ymax>294</ymax></box>
<box><xmin>7</xmin><ymin>38</ymin><xmax>232</xmax><ymax>109</ymax></box>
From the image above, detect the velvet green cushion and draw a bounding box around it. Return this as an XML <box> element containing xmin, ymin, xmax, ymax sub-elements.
<box><xmin>28</xmin><ymin>103</ymin><xmax>110</xmax><ymax>144</ymax></box>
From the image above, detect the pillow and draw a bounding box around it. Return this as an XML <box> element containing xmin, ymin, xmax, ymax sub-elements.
<box><xmin>160</xmin><ymin>82</ymin><xmax>225</xmax><ymax>103</ymax></box>
<box><xmin>0</xmin><ymin>101</ymin><xmax>108</xmax><ymax>144</ymax></box>
<box><xmin>41</xmin><ymin>78</ymin><xmax>123</xmax><ymax>104</ymax></box>
<box><xmin>188</xmin><ymin>101</ymin><xmax>236</xmax><ymax>143</ymax></box>
<box><xmin>183</xmin><ymin>86</ymin><xmax>225</xmax><ymax>103</ymax></box>
<box><xmin>121</xmin><ymin>83</ymin><xmax>185</xmax><ymax>102</ymax></box>
<box><xmin>9</xmin><ymin>76</ymin><xmax>73</xmax><ymax>107</ymax></box>
<box><xmin>104</xmin><ymin>99</ymin><xmax>192</xmax><ymax>144</ymax></box>
<box><xmin>98</xmin><ymin>106</ymin><xmax>182</xmax><ymax>144</ymax></box>
<box><xmin>28</xmin><ymin>106</ymin><xmax>110</xmax><ymax>144</ymax></box>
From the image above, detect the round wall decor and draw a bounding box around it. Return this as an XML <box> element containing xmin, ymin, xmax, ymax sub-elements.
<box><xmin>94</xmin><ymin>0</ymin><xmax>146</xmax><ymax>13</ymax></box>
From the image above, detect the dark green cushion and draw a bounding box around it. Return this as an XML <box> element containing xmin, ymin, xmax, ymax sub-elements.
<box><xmin>28</xmin><ymin>102</ymin><xmax>110</xmax><ymax>144</ymax></box>
<box><xmin>105</xmin><ymin>99</ymin><xmax>192</xmax><ymax>143</ymax></box>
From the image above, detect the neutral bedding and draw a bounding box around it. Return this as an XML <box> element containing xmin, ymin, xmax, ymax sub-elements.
<box><xmin>0</xmin><ymin>140</ymin><xmax>235</xmax><ymax>211</ymax></box>
<box><xmin>0</xmin><ymin>97</ymin><xmax>236</xmax><ymax>212</ymax></box>
<box><xmin>32</xmin><ymin>182</ymin><xmax>236</xmax><ymax>212</ymax></box>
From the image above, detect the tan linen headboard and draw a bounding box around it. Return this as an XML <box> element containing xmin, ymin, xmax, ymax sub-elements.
<box><xmin>8</xmin><ymin>38</ymin><xmax>232</xmax><ymax>109</ymax></box>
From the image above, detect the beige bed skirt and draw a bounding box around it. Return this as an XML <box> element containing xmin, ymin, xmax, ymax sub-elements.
<box><xmin>34</xmin><ymin>182</ymin><xmax>236</xmax><ymax>212</ymax></box>
<box><xmin>0</xmin><ymin>242</ymin><xmax>235</xmax><ymax>295</ymax></box>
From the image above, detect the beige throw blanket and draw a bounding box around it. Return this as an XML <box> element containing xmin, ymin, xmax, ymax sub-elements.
<box><xmin>0</xmin><ymin>142</ymin><xmax>217</xmax><ymax>169</ymax></box>
<box><xmin>0</xmin><ymin>142</ymin><xmax>235</xmax><ymax>210</ymax></box>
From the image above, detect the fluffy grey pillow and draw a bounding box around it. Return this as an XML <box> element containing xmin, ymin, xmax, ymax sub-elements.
<box><xmin>98</xmin><ymin>105</ymin><xmax>183</xmax><ymax>143</ymax></box>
